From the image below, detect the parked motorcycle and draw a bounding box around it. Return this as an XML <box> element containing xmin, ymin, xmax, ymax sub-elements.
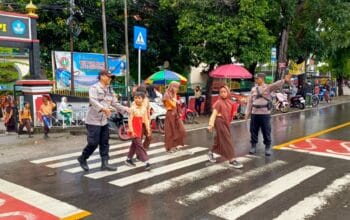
<box><xmin>180</xmin><ymin>97</ymin><xmax>196</xmax><ymax>124</ymax></box>
<box><xmin>271</xmin><ymin>91</ymin><xmax>289</xmax><ymax>113</ymax></box>
<box><xmin>231</xmin><ymin>92</ymin><xmax>248</xmax><ymax>119</ymax></box>
<box><xmin>290</xmin><ymin>95</ymin><xmax>306</xmax><ymax>109</ymax></box>
<box><xmin>108</xmin><ymin>112</ymin><xmax>131</xmax><ymax>141</ymax></box>
<box><xmin>149</xmin><ymin>101</ymin><xmax>166</xmax><ymax>133</ymax></box>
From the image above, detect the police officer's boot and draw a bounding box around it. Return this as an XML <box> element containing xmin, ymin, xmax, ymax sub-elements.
<box><xmin>265</xmin><ymin>145</ymin><xmax>272</xmax><ymax>156</ymax></box>
<box><xmin>249</xmin><ymin>144</ymin><xmax>257</xmax><ymax>154</ymax></box>
<box><xmin>77</xmin><ymin>156</ymin><xmax>89</xmax><ymax>171</ymax></box>
<box><xmin>101</xmin><ymin>159</ymin><xmax>117</xmax><ymax>171</ymax></box>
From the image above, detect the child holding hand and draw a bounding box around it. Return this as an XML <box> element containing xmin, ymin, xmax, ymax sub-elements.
<box><xmin>125</xmin><ymin>91</ymin><xmax>152</xmax><ymax>171</ymax></box>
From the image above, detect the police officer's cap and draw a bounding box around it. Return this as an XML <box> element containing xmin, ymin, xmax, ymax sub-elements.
<box><xmin>99</xmin><ymin>69</ymin><xmax>116</xmax><ymax>80</ymax></box>
<box><xmin>255</xmin><ymin>72</ymin><xmax>266</xmax><ymax>80</ymax></box>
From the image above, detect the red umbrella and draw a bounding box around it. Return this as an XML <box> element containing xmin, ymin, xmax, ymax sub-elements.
<box><xmin>209</xmin><ymin>64</ymin><xmax>252</xmax><ymax>79</ymax></box>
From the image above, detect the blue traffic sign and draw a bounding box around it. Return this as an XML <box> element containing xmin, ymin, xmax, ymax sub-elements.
<box><xmin>133</xmin><ymin>26</ymin><xmax>147</xmax><ymax>50</ymax></box>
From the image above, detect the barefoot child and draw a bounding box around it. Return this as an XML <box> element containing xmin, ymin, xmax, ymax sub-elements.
<box><xmin>207</xmin><ymin>86</ymin><xmax>243</xmax><ymax>169</ymax></box>
<box><xmin>125</xmin><ymin>91</ymin><xmax>152</xmax><ymax>170</ymax></box>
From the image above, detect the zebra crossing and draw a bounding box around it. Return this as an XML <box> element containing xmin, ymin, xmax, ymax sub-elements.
<box><xmin>30</xmin><ymin>141</ymin><xmax>350</xmax><ymax>219</ymax></box>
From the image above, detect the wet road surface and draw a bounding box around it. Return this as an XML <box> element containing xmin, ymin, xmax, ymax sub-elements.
<box><xmin>0</xmin><ymin>102</ymin><xmax>349</xmax><ymax>219</ymax></box>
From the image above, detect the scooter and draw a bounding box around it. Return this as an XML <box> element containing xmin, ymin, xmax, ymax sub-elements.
<box><xmin>231</xmin><ymin>92</ymin><xmax>248</xmax><ymax>119</ymax></box>
<box><xmin>180</xmin><ymin>97</ymin><xmax>196</xmax><ymax>124</ymax></box>
<box><xmin>290</xmin><ymin>95</ymin><xmax>306</xmax><ymax>109</ymax></box>
<box><xmin>271</xmin><ymin>91</ymin><xmax>289</xmax><ymax>113</ymax></box>
<box><xmin>149</xmin><ymin>101</ymin><xmax>166</xmax><ymax>133</ymax></box>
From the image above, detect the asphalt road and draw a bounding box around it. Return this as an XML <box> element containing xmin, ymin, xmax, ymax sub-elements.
<box><xmin>0</xmin><ymin>101</ymin><xmax>349</xmax><ymax>220</ymax></box>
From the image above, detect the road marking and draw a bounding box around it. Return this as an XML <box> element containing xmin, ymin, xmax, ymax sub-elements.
<box><xmin>273</xmin><ymin>121</ymin><xmax>350</xmax><ymax>150</ymax></box>
<box><xmin>274</xmin><ymin>173</ymin><xmax>350</xmax><ymax>220</ymax></box>
<box><xmin>209</xmin><ymin>165</ymin><xmax>324</xmax><ymax>220</ymax></box>
<box><xmin>48</xmin><ymin>142</ymin><xmax>164</xmax><ymax>168</ymax></box>
<box><xmin>279</xmin><ymin>148</ymin><xmax>350</xmax><ymax>161</ymax></box>
<box><xmin>109</xmin><ymin>154</ymin><xmax>211</xmax><ymax>187</ymax></box>
<box><xmin>0</xmin><ymin>178</ymin><xmax>91</xmax><ymax>219</ymax></box>
<box><xmin>30</xmin><ymin>142</ymin><xmax>133</xmax><ymax>164</ymax></box>
<box><xmin>85</xmin><ymin>147</ymin><xmax>207</xmax><ymax>179</ymax></box>
<box><xmin>139</xmin><ymin>157</ymin><xmax>253</xmax><ymax>195</ymax></box>
<box><xmin>66</xmin><ymin>143</ymin><xmax>167</xmax><ymax>173</ymax></box>
<box><xmin>176</xmin><ymin>160</ymin><xmax>287</xmax><ymax>206</ymax></box>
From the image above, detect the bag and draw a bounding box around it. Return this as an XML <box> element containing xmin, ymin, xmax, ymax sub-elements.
<box><xmin>255</xmin><ymin>87</ymin><xmax>273</xmax><ymax>110</ymax></box>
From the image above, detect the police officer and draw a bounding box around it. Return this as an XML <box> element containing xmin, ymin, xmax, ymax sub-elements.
<box><xmin>245</xmin><ymin>72</ymin><xmax>292</xmax><ymax>156</ymax></box>
<box><xmin>77</xmin><ymin>70</ymin><xmax>129</xmax><ymax>171</ymax></box>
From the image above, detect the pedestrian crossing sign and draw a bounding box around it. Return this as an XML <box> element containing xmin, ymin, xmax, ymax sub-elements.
<box><xmin>134</xmin><ymin>26</ymin><xmax>147</xmax><ymax>50</ymax></box>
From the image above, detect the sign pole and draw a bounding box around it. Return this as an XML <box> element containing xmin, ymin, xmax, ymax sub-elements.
<box><xmin>138</xmin><ymin>48</ymin><xmax>141</xmax><ymax>85</ymax></box>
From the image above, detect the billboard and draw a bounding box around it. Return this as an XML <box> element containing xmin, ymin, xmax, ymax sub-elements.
<box><xmin>0</xmin><ymin>13</ymin><xmax>31</xmax><ymax>40</ymax></box>
<box><xmin>54</xmin><ymin>51</ymin><xmax>126</xmax><ymax>89</ymax></box>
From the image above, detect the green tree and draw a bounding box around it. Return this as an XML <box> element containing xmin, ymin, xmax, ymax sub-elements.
<box><xmin>162</xmin><ymin>0</ymin><xmax>274</xmax><ymax>113</ymax></box>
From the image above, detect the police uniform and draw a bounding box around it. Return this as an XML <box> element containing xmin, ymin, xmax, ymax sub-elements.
<box><xmin>78</xmin><ymin>80</ymin><xmax>128</xmax><ymax>171</ymax></box>
<box><xmin>246</xmin><ymin>75</ymin><xmax>286</xmax><ymax>156</ymax></box>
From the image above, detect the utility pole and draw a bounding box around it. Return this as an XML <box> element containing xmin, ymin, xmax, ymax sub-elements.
<box><xmin>124</xmin><ymin>0</ymin><xmax>130</xmax><ymax>102</ymax></box>
<box><xmin>69</xmin><ymin>0</ymin><xmax>75</xmax><ymax>95</ymax></box>
<box><xmin>101</xmin><ymin>0</ymin><xmax>108</xmax><ymax>69</ymax></box>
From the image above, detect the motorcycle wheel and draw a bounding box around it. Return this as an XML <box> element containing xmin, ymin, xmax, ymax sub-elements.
<box><xmin>311</xmin><ymin>96</ymin><xmax>319</xmax><ymax>107</ymax></box>
<box><xmin>185</xmin><ymin>112</ymin><xmax>195</xmax><ymax>124</ymax></box>
<box><xmin>280</xmin><ymin>104</ymin><xmax>289</xmax><ymax>113</ymax></box>
<box><xmin>157</xmin><ymin>118</ymin><xmax>165</xmax><ymax>134</ymax></box>
<box><xmin>118</xmin><ymin>124</ymin><xmax>131</xmax><ymax>141</ymax></box>
<box><xmin>298</xmin><ymin>103</ymin><xmax>305</xmax><ymax>109</ymax></box>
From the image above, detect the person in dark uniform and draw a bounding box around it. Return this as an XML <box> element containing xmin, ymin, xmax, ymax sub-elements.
<box><xmin>77</xmin><ymin>70</ymin><xmax>129</xmax><ymax>172</ymax></box>
<box><xmin>245</xmin><ymin>72</ymin><xmax>292</xmax><ymax>156</ymax></box>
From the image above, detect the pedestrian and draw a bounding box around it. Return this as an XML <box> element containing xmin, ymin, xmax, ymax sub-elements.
<box><xmin>125</xmin><ymin>91</ymin><xmax>152</xmax><ymax>170</ymax></box>
<box><xmin>58</xmin><ymin>97</ymin><xmax>73</xmax><ymax>127</ymax></box>
<box><xmin>131</xmin><ymin>85</ymin><xmax>152</xmax><ymax>150</ymax></box>
<box><xmin>18</xmin><ymin>102</ymin><xmax>33</xmax><ymax>138</ymax></box>
<box><xmin>3</xmin><ymin>100</ymin><xmax>16</xmax><ymax>134</ymax></box>
<box><xmin>39</xmin><ymin>95</ymin><xmax>56</xmax><ymax>139</ymax></box>
<box><xmin>77</xmin><ymin>69</ymin><xmax>129</xmax><ymax>172</ymax></box>
<box><xmin>324</xmin><ymin>81</ymin><xmax>331</xmax><ymax>103</ymax></box>
<box><xmin>245</xmin><ymin>72</ymin><xmax>292</xmax><ymax>156</ymax></box>
<box><xmin>207</xmin><ymin>86</ymin><xmax>243</xmax><ymax>169</ymax></box>
<box><xmin>194</xmin><ymin>86</ymin><xmax>203</xmax><ymax>116</ymax></box>
<box><xmin>163</xmin><ymin>81</ymin><xmax>186</xmax><ymax>153</ymax></box>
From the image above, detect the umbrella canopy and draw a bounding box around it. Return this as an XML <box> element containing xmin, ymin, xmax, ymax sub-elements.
<box><xmin>209</xmin><ymin>64</ymin><xmax>252</xmax><ymax>79</ymax></box>
<box><xmin>145</xmin><ymin>69</ymin><xmax>187</xmax><ymax>85</ymax></box>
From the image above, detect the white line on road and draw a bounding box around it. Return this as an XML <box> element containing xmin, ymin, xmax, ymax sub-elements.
<box><xmin>30</xmin><ymin>142</ymin><xmax>133</xmax><ymax>164</ymax></box>
<box><xmin>0</xmin><ymin>178</ymin><xmax>89</xmax><ymax>219</ymax></box>
<box><xmin>65</xmin><ymin>143</ymin><xmax>167</xmax><ymax>173</ymax></box>
<box><xmin>274</xmin><ymin>173</ymin><xmax>350</xmax><ymax>220</ymax></box>
<box><xmin>139</xmin><ymin>157</ymin><xmax>252</xmax><ymax>195</ymax></box>
<box><xmin>48</xmin><ymin>142</ymin><xmax>164</xmax><ymax>168</ymax></box>
<box><xmin>86</xmin><ymin>147</ymin><xmax>207</xmax><ymax>179</ymax></box>
<box><xmin>176</xmin><ymin>160</ymin><xmax>287</xmax><ymax>206</ymax></box>
<box><xmin>209</xmin><ymin>165</ymin><xmax>324</xmax><ymax>220</ymax></box>
<box><xmin>109</xmin><ymin>154</ymin><xmax>211</xmax><ymax>187</ymax></box>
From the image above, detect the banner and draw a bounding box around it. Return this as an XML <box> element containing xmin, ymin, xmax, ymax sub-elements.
<box><xmin>289</xmin><ymin>61</ymin><xmax>305</xmax><ymax>75</ymax></box>
<box><xmin>54</xmin><ymin>51</ymin><xmax>126</xmax><ymax>89</ymax></box>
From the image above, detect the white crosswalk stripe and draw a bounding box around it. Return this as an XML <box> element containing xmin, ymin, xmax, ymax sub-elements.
<box><xmin>109</xmin><ymin>154</ymin><xmax>211</xmax><ymax>187</ymax></box>
<box><xmin>176</xmin><ymin>160</ymin><xmax>288</xmax><ymax>206</ymax></box>
<box><xmin>30</xmin><ymin>142</ymin><xmax>133</xmax><ymax>164</ymax></box>
<box><xmin>49</xmin><ymin>142</ymin><xmax>164</xmax><ymax>169</ymax></box>
<box><xmin>139</xmin><ymin>157</ymin><xmax>252</xmax><ymax>195</ymax></box>
<box><xmin>273</xmin><ymin>173</ymin><xmax>350</xmax><ymax>220</ymax></box>
<box><xmin>209</xmin><ymin>166</ymin><xmax>325</xmax><ymax>220</ymax></box>
<box><xmin>85</xmin><ymin>147</ymin><xmax>206</xmax><ymax>179</ymax></box>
